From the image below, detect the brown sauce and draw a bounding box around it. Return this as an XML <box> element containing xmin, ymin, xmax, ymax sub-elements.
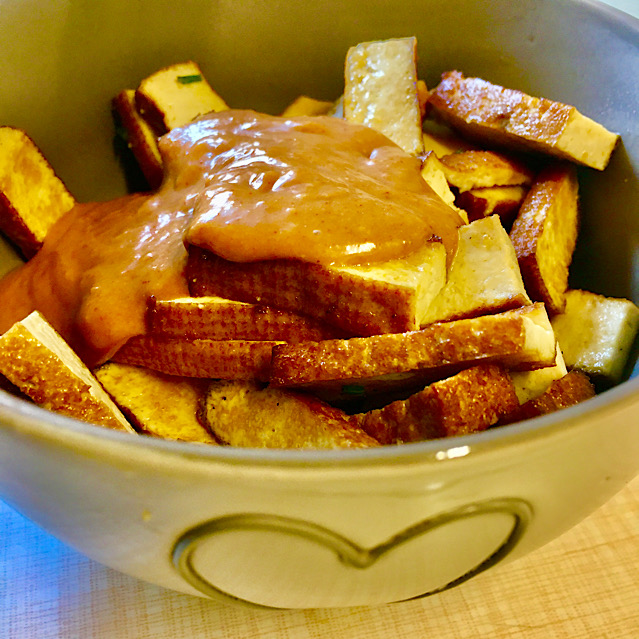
<box><xmin>0</xmin><ymin>110</ymin><xmax>462</xmax><ymax>367</ymax></box>
<box><xmin>171</xmin><ymin>111</ymin><xmax>461</xmax><ymax>264</ymax></box>
<box><xmin>0</xmin><ymin>193</ymin><xmax>190</xmax><ymax>366</ymax></box>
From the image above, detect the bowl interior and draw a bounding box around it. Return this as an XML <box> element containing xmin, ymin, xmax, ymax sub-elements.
<box><xmin>0</xmin><ymin>0</ymin><xmax>638</xmax><ymax>393</ymax></box>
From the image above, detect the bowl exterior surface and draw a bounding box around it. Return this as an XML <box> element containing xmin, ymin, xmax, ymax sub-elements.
<box><xmin>1</xmin><ymin>386</ymin><xmax>638</xmax><ymax>608</ymax></box>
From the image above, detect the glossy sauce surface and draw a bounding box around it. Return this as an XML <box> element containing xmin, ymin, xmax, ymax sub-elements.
<box><xmin>0</xmin><ymin>193</ymin><xmax>190</xmax><ymax>365</ymax></box>
<box><xmin>173</xmin><ymin>111</ymin><xmax>460</xmax><ymax>265</ymax></box>
<box><xmin>0</xmin><ymin>110</ymin><xmax>462</xmax><ymax>366</ymax></box>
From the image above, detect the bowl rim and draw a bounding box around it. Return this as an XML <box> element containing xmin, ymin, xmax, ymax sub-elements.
<box><xmin>1</xmin><ymin>0</ymin><xmax>639</xmax><ymax>472</ymax></box>
<box><xmin>1</xmin><ymin>372</ymin><xmax>638</xmax><ymax>470</ymax></box>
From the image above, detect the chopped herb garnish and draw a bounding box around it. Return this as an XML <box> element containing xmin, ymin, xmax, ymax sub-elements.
<box><xmin>114</xmin><ymin>122</ymin><xmax>129</xmax><ymax>144</ymax></box>
<box><xmin>342</xmin><ymin>384</ymin><xmax>366</xmax><ymax>396</ymax></box>
<box><xmin>177</xmin><ymin>74</ymin><xmax>202</xmax><ymax>85</ymax></box>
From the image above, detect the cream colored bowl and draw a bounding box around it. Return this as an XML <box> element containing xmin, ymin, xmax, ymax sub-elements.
<box><xmin>1</xmin><ymin>0</ymin><xmax>638</xmax><ymax>609</ymax></box>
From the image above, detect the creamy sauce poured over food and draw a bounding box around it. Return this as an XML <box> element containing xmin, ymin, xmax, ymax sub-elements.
<box><xmin>0</xmin><ymin>110</ymin><xmax>462</xmax><ymax>366</ymax></box>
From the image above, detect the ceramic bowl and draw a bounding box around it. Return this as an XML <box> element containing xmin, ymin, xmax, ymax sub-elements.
<box><xmin>0</xmin><ymin>0</ymin><xmax>638</xmax><ymax>609</ymax></box>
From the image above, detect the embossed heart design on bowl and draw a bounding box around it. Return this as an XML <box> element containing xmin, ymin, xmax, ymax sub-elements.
<box><xmin>172</xmin><ymin>497</ymin><xmax>531</xmax><ymax>608</ymax></box>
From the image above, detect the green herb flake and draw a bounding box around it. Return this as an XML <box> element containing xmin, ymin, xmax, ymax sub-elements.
<box><xmin>177</xmin><ymin>74</ymin><xmax>203</xmax><ymax>85</ymax></box>
<box><xmin>342</xmin><ymin>384</ymin><xmax>366</xmax><ymax>396</ymax></box>
<box><xmin>114</xmin><ymin>122</ymin><xmax>129</xmax><ymax>144</ymax></box>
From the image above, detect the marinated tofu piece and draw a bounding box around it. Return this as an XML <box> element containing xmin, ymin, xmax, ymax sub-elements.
<box><xmin>509</xmin><ymin>343</ymin><xmax>568</xmax><ymax>404</ymax></box>
<box><xmin>202</xmin><ymin>380</ymin><xmax>380</xmax><ymax>449</ymax></box>
<box><xmin>360</xmin><ymin>364</ymin><xmax>519</xmax><ymax>444</ymax></box>
<box><xmin>456</xmin><ymin>185</ymin><xmax>528</xmax><ymax>227</ymax></box>
<box><xmin>500</xmin><ymin>370</ymin><xmax>595</xmax><ymax>424</ymax></box>
<box><xmin>113</xmin><ymin>335</ymin><xmax>282</xmax><ymax>382</ymax></box>
<box><xmin>112</xmin><ymin>89</ymin><xmax>164</xmax><ymax>189</ymax></box>
<box><xmin>438</xmin><ymin>150</ymin><xmax>534</xmax><ymax>192</ymax></box>
<box><xmin>420</xmin><ymin>215</ymin><xmax>530</xmax><ymax>326</ymax></box>
<box><xmin>135</xmin><ymin>61</ymin><xmax>228</xmax><ymax>135</ymax></box>
<box><xmin>551</xmin><ymin>289</ymin><xmax>639</xmax><ymax>383</ymax></box>
<box><xmin>148</xmin><ymin>296</ymin><xmax>342</xmax><ymax>341</ymax></box>
<box><xmin>95</xmin><ymin>362</ymin><xmax>216</xmax><ymax>443</ymax></box>
<box><xmin>270</xmin><ymin>304</ymin><xmax>557</xmax><ymax>402</ymax></box>
<box><xmin>0</xmin><ymin>311</ymin><xmax>133</xmax><ymax>432</ymax></box>
<box><xmin>0</xmin><ymin>127</ymin><xmax>75</xmax><ymax>259</ymax></box>
<box><xmin>344</xmin><ymin>37</ymin><xmax>424</xmax><ymax>155</ymax></box>
<box><xmin>420</xmin><ymin>151</ymin><xmax>463</xmax><ymax>213</ymax></box>
<box><xmin>429</xmin><ymin>70</ymin><xmax>619</xmax><ymax>170</ymax></box>
<box><xmin>509</xmin><ymin>163</ymin><xmax>579</xmax><ymax>315</ymax></box>
<box><xmin>281</xmin><ymin>95</ymin><xmax>334</xmax><ymax>117</ymax></box>
<box><xmin>186</xmin><ymin>241</ymin><xmax>448</xmax><ymax>337</ymax></box>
